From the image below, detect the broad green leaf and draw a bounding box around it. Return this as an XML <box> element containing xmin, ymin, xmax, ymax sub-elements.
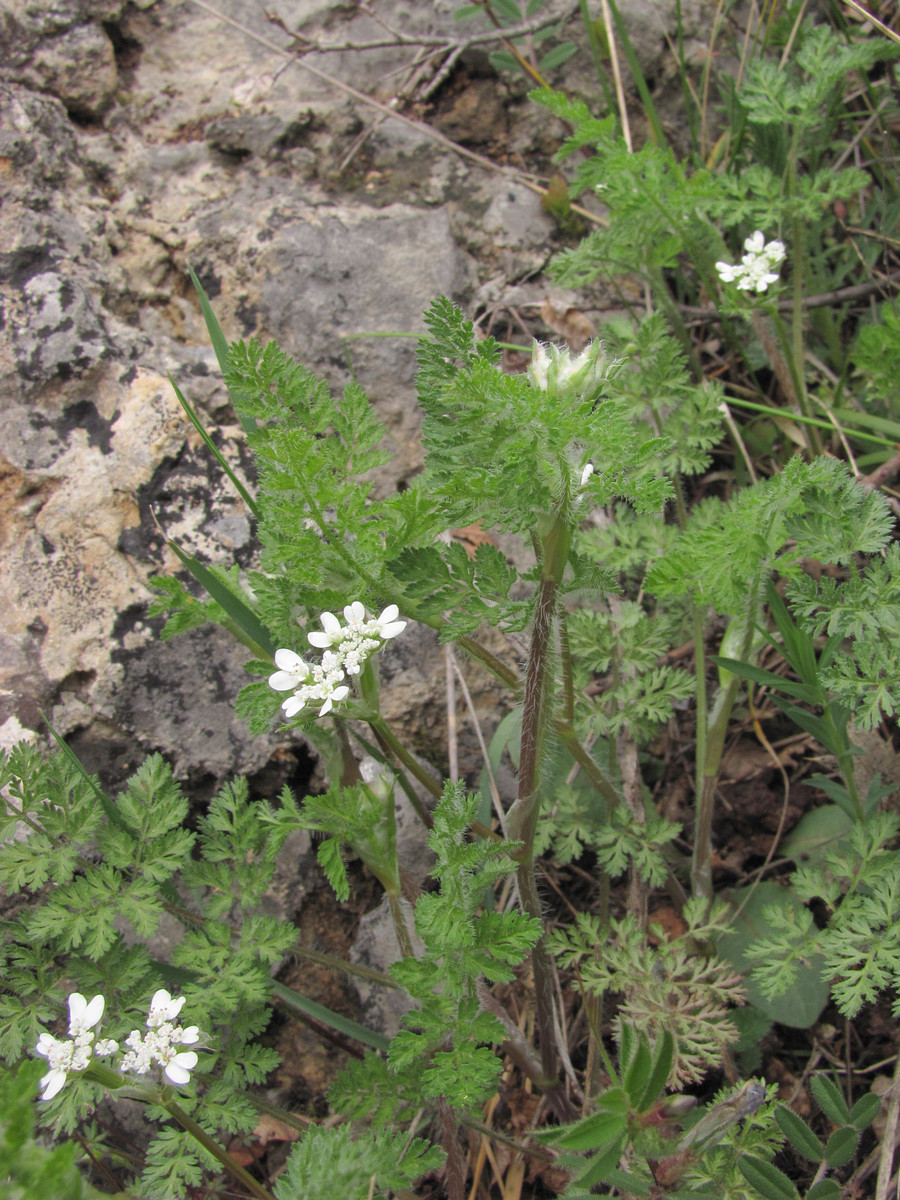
<box><xmin>782</xmin><ymin>806</ymin><xmax>852</xmax><ymax>864</ymax></box>
<box><xmin>737</xmin><ymin>1154</ymin><xmax>799</xmax><ymax>1200</ymax></box>
<box><xmin>824</xmin><ymin>1125</ymin><xmax>858</xmax><ymax>1168</ymax></box>
<box><xmin>806</xmin><ymin>1182</ymin><xmax>841</xmax><ymax>1200</ymax></box>
<box><xmin>637</xmin><ymin>1028</ymin><xmax>674</xmax><ymax>1110</ymax></box>
<box><xmin>553</xmin><ymin>1110</ymin><xmax>627</xmax><ymax>1151</ymax></box>
<box><xmin>623</xmin><ymin>1031</ymin><xmax>652</xmax><ymax>1107</ymax></box>
<box><xmin>187</xmin><ymin>264</ymin><xmax>256</xmax><ymax>434</ymax></box>
<box><xmin>810</xmin><ymin>1074</ymin><xmax>851</xmax><ymax>1126</ymax></box>
<box><xmin>271</xmin><ymin>980</ymin><xmax>389</xmax><ymax>1054</ymax></box>
<box><xmin>168</xmin><ymin>375</ymin><xmax>259</xmax><ymax>518</ymax></box>
<box><xmin>538</xmin><ymin>42</ymin><xmax>578</xmax><ymax>72</ymax></box>
<box><xmin>849</xmin><ymin>1091</ymin><xmax>881</xmax><ymax>1130</ymax></box>
<box><xmin>711</xmin><ymin>657</ymin><xmax>817</xmax><ymax>702</ymax></box>
<box><xmin>774</xmin><ymin>1105</ymin><xmax>823</xmax><ymax>1161</ymax></box>
<box><xmin>575</xmin><ymin>1133</ymin><xmax>628</xmax><ymax>1187</ymax></box>
<box><xmin>718</xmin><ymin>884</ymin><xmax>829</xmax><ymax>1028</ymax></box>
<box><xmin>161</xmin><ymin>534</ymin><xmax>276</xmax><ymax>659</ymax></box>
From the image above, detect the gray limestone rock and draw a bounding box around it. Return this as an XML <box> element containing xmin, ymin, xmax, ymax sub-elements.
<box><xmin>25</xmin><ymin>21</ymin><xmax>118</xmax><ymax>119</ymax></box>
<box><xmin>0</xmin><ymin>0</ymin><xmax>610</xmax><ymax>801</ymax></box>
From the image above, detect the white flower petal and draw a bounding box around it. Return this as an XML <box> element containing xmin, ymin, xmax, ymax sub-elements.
<box><xmin>40</xmin><ymin>1069</ymin><xmax>68</xmax><ymax>1100</ymax></box>
<box><xmin>320</xmin><ymin>612</ymin><xmax>342</xmax><ymax>636</ymax></box>
<box><xmin>274</xmin><ymin>648</ymin><xmax>305</xmax><ymax>671</ymax></box>
<box><xmin>377</xmin><ymin>604</ymin><xmax>399</xmax><ymax>625</ymax></box>
<box><xmin>67</xmin><ymin>993</ymin><xmax>87</xmax><ymax>1022</ymax></box>
<box><xmin>307</xmin><ymin>632</ymin><xmax>333</xmax><ymax>648</ymax></box>
<box><xmin>282</xmin><ymin>695</ymin><xmax>305</xmax><ymax>717</ymax></box>
<box><xmin>344</xmin><ymin>601</ymin><xmax>366</xmax><ymax>624</ymax></box>
<box><xmin>580</xmin><ymin>463</ymin><xmax>594</xmax><ymax>486</ymax></box>
<box><xmin>269</xmin><ymin>669</ymin><xmax>298</xmax><ymax>690</ymax></box>
<box><xmin>67</xmin><ymin>992</ymin><xmax>104</xmax><ymax>1035</ymax></box>
<box><xmin>744</xmin><ymin>230</ymin><xmax>765</xmax><ymax>254</ymax></box>
<box><xmin>377</xmin><ymin>621</ymin><xmax>406</xmax><ymax>640</ymax></box>
<box><xmin>180</xmin><ymin>1026</ymin><xmax>200</xmax><ymax>1045</ymax></box>
<box><xmin>163</xmin><ymin>1052</ymin><xmax>198</xmax><ymax>1085</ymax></box>
<box><xmin>148</xmin><ymin>990</ymin><xmax>185</xmax><ymax>1027</ymax></box>
<box><xmin>35</xmin><ymin>1033</ymin><xmax>58</xmax><ymax>1059</ymax></box>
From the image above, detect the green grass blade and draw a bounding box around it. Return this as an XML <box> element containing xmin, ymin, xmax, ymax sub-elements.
<box><xmin>727</xmin><ymin>397</ymin><xmax>899</xmax><ymax>450</ymax></box>
<box><xmin>271</xmin><ymin>980</ymin><xmax>390</xmax><ymax>1053</ymax></box>
<box><xmin>605</xmin><ymin>0</ymin><xmax>667</xmax><ymax>149</ymax></box>
<box><xmin>187</xmin><ymin>263</ymin><xmax>257</xmax><ymax>435</ymax></box>
<box><xmin>168</xmin><ymin>375</ymin><xmax>260</xmax><ymax>520</ymax></box>
<box><xmin>44</xmin><ymin>718</ymin><xmax>132</xmax><ymax>834</ymax></box>
<box><xmin>153</xmin><ymin>964</ymin><xmax>390</xmax><ymax>1053</ymax></box>
<box><xmin>159</xmin><ymin>529</ymin><xmax>276</xmax><ymax>659</ymax></box>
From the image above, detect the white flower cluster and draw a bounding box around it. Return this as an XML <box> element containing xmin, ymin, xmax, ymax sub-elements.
<box><xmin>529</xmin><ymin>339</ymin><xmax>606</xmax><ymax>398</ymax></box>
<box><xmin>34</xmin><ymin>989</ymin><xmax>200</xmax><ymax>1100</ymax></box>
<box><xmin>715</xmin><ymin>231</ymin><xmax>786</xmax><ymax>293</ymax></box>
<box><xmin>35</xmin><ymin>993</ymin><xmax>118</xmax><ymax>1101</ymax></box>
<box><xmin>120</xmin><ymin>989</ymin><xmax>200</xmax><ymax>1086</ymax></box>
<box><xmin>269</xmin><ymin>601</ymin><xmax>406</xmax><ymax>718</ymax></box>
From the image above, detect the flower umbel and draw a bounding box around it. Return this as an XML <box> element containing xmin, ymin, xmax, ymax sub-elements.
<box><xmin>34</xmin><ymin>992</ymin><xmax>117</xmax><ymax>1100</ymax></box>
<box><xmin>270</xmin><ymin>601</ymin><xmax>407</xmax><ymax>718</ymax></box>
<box><xmin>121</xmin><ymin>991</ymin><xmax>200</xmax><ymax>1086</ymax></box>
<box><xmin>715</xmin><ymin>231</ymin><xmax>786</xmax><ymax>293</ymax></box>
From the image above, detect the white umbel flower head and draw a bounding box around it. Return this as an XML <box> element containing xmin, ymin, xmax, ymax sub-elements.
<box><xmin>529</xmin><ymin>339</ymin><xmax>606</xmax><ymax>398</ymax></box>
<box><xmin>271</xmin><ymin>601</ymin><xmax>407</xmax><ymax>720</ymax></box>
<box><xmin>716</xmin><ymin>231</ymin><xmax>786</xmax><ymax>293</ymax></box>
<box><xmin>34</xmin><ymin>992</ymin><xmax>111</xmax><ymax>1100</ymax></box>
<box><xmin>121</xmin><ymin>992</ymin><xmax>201</xmax><ymax>1087</ymax></box>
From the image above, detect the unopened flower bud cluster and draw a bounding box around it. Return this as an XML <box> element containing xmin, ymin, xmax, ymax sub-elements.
<box><xmin>529</xmin><ymin>338</ymin><xmax>607</xmax><ymax>399</ymax></box>
<box><xmin>34</xmin><ymin>990</ymin><xmax>200</xmax><ymax>1101</ymax></box>
<box><xmin>269</xmin><ymin>601</ymin><xmax>406</xmax><ymax>718</ymax></box>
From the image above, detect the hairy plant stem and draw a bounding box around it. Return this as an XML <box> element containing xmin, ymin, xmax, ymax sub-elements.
<box><xmin>387</xmin><ymin>890</ymin><xmax>415</xmax><ymax>960</ymax></box>
<box><xmin>165</xmin><ymin>1099</ymin><xmax>276</xmax><ymax>1200</ymax></box>
<box><xmin>438</xmin><ymin>1097</ymin><xmax>467</xmax><ymax>1200</ymax></box>
<box><xmin>506</xmin><ymin>511</ymin><xmax>572</xmax><ymax>1110</ymax></box>
<box><xmin>787</xmin><ymin>127</ymin><xmax>824</xmax><ymax>456</ymax></box>
<box><xmin>368</xmin><ymin>718</ymin><xmax>438</xmax><ymax>822</ymax></box>
<box><xmin>367</xmin><ymin>717</ymin><xmax>499</xmax><ymax>841</ymax></box>
<box><xmin>477</xmin><ymin>981</ymin><xmax>547</xmax><ymax>1085</ymax></box>
<box><xmin>692</xmin><ymin>592</ymin><xmax>762</xmax><ymax>901</ymax></box>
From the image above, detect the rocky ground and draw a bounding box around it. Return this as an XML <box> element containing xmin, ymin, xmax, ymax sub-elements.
<box><xmin>0</xmin><ymin>0</ymin><xmax>710</xmax><ymax>793</ymax></box>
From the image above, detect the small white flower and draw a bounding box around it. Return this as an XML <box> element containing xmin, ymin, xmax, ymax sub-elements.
<box><xmin>580</xmin><ymin>462</ymin><xmax>595</xmax><ymax>486</ymax></box>
<box><xmin>147</xmin><ymin>990</ymin><xmax>186</xmax><ymax>1028</ymax></box>
<box><xmin>163</xmin><ymin>1050</ymin><xmax>199</xmax><ymax>1085</ymax></box>
<box><xmin>307</xmin><ymin>610</ymin><xmax>343</xmax><ymax>649</ymax></box>
<box><xmin>716</xmin><ymin>231</ymin><xmax>786</xmax><ymax>294</ymax></box>
<box><xmin>268</xmin><ymin>649</ymin><xmax>310</xmax><ymax>692</ymax></box>
<box><xmin>94</xmin><ymin>1038</ymin><xmax>119</xmax><ymax>1057</ymax></box>
<box><xmin>369</xmin><ymin>604</ymin><xmax>406</xmax><ymax>641</ymax></box>
<box><xmin>67</xmin><ymin>993</ymin><xmax>104</xmax><ymax>1036</ymax></box>
<box><xmin>342</xmin><ymin>601</ymin><xmax>367</xmax><ymax>627</ymax></box>
<box><xmin>316</xmin><ymin>684</ymin><xmax>350</xmax><ymax>716</ymax></box>
<box><xmin>34</xmin><ymin>992</ymin><xmax>108</xmax><ymax>1099</ymax></box>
